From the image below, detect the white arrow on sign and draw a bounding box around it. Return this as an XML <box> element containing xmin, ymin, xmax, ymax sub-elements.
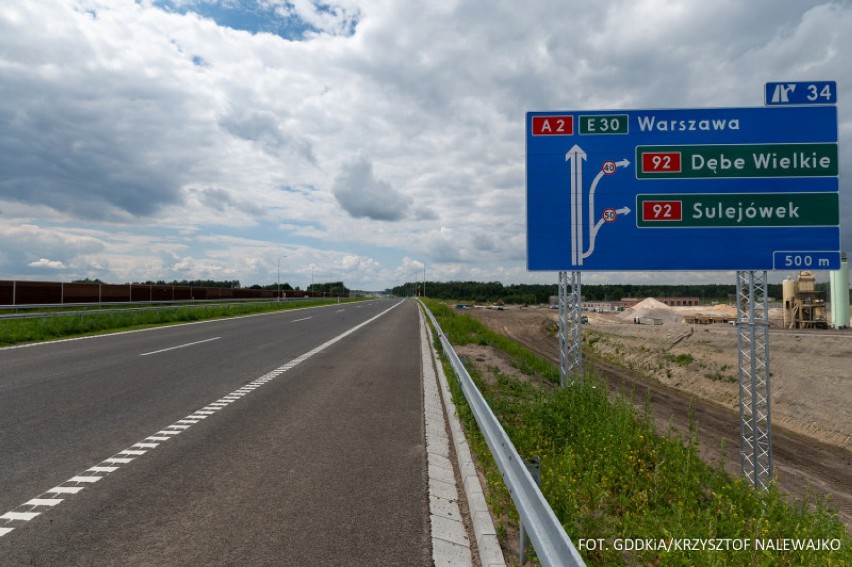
<box><xmin>566</xmin><ymin>148</ymin><xmax>631</xmax><ymax>265</ymax></box>
<box><xmin>582</xmin><ymin>159</ymin><xmax>630</xmax><ymax>261</ymax></box>
<box><xmin>587</xmin><ymin>159</ymin><xmax>630</xmax><ymax>243</ymax></box>
<box><xmin>566</xmin><ymin>145</ymin><xmax>587</xmax><ymax>265</ymax></box>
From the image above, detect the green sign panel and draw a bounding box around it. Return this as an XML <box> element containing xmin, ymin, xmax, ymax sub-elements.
<box><xmin>636</xmin><ymin>143</ymin><xmax>838</xmax><ymax>178</ymax></box>
<box><xmin>636</xmin><ymin>192</ymin><xmax>839</xmax><ymax>227</ymax></box>
<box><xmin>579</xmin><ymin>114</ymin><xmax>629</xmax><ymax>135</ymax></box>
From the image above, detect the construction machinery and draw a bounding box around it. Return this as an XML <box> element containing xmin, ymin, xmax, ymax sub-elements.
<box><xmin>782</xmin><ymin>271</ymin><xmax>829</xmax><ymax>329</ymax></box>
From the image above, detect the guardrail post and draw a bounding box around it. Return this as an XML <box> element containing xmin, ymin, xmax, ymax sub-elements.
<box><xmin>520</xmin><ymin>456</ymin><xmax>541</xmax><ymax>564</ymax></box>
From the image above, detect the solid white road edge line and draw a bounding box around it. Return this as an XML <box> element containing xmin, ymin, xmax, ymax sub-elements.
<box><xmin>0</xmin><ymin>300</ymin><xmax>403</xmax><ymax>539</ymax></box>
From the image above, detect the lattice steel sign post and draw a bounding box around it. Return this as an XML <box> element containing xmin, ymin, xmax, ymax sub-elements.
<box><xmin>736</xmin><ymin>271</ymin><xmax>773</xmax><ymax>490</ymax></box>
<box><xmin>558</xmin><ymin>271</ymin><xmax>583</xmax><ymax>385</ymax></box>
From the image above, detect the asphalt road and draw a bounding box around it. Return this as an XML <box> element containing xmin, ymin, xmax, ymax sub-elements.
<box><xmin>0</xmin><ymin>299</ymin><xmax>431</xmax><ymax>566</ymax></box>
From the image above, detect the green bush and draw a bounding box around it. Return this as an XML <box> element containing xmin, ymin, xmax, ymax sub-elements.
<box><xmin>670</xmin><ymin>353</ymin><xmax>695</xmax><ymax>366</ymax></box>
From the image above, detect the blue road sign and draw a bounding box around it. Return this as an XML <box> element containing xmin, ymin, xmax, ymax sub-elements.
<box><xmin>526</xmin><ymin>106</ymin><xmax>840</xmax><ymax>271</ymax></box>
<box><xmin>765</xmin><ymin>81</ymin><xmax>837</xmax><ymax>106</ymax></box>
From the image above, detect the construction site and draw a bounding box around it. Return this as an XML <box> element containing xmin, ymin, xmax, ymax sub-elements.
<box><xmin>453</xmin><ymin>258</ymin><xmax>852</xmax><ymax>533</ymax></box>
<box><xmin>462</xmin><ymin>296</ymin><xmax>852</xmax><ymax>533</ymax></box>
<box><xmin>599</xmin><ymin>256</ymin><xmax>851</xmax><ymax>330</ymax></box>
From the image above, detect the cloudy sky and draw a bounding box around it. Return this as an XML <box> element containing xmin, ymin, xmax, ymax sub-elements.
<box><xmin>1</xmin><ymin>0</ymin><xmax>850</xmax><ymax>291</ymax></box>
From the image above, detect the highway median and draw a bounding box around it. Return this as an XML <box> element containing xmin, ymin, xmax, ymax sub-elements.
<box><xmin>0</xmin><ymin>299</ymin><xmax>359</xmax><ymax>347</ymax></box>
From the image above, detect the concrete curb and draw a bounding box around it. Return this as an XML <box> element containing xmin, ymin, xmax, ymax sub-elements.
<box><xmin>420</xmin><ymin>308</ymin><xmax>506</xmax><ymax>567</ymax></box>
<box><xmin>421</xmin><ymin>309</ymin><xmax>474</xmax><ymax>565</ymax></box>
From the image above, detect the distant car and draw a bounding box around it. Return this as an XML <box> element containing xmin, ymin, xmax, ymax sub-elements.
<box><xmin>550</xmin><ymin>305</ymin><xmax>558</xmax><ymax>309</ymax></box>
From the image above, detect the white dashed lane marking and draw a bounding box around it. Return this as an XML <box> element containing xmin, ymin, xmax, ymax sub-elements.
<box><xmin>0</xmin><ymin>301</ymin><xmax>402</xmax><ymax>539</ymax></box>
<box><xmin>139</xmin><ymin>337</ymin><xmax>221</xmax><ymax>357</ymax></box>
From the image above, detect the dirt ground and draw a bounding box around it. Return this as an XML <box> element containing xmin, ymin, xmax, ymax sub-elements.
<box><xmin>460</xmin><ymin>305</ymin><xmax>852</xmax><ymax>532</ymax></box>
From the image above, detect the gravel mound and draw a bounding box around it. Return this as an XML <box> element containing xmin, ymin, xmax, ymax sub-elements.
<box><xmin>618</xmin><ymin>298</ymin><xmax>683</xmax><ymax>323</ymax></box>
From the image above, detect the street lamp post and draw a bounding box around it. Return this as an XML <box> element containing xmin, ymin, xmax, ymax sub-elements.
<box><xmin>277</xmin><ymin>255</ymin><xmax>288</xmax><ymax>301</ymax></box>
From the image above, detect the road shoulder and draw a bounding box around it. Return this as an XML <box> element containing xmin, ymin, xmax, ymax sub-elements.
<box><xmin>420</xmin><ymin>305</ymin><xmax>505</xmax><ymax>567</ymax></box>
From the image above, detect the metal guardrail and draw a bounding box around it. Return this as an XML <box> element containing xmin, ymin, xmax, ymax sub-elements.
<box><xmin>420</xmin><ymin>300</ymin><xmax>585</xmax><ymax>567</ymax></box>
<box><xmin>0</xmin><ymin>297</ymin><xmax>320</xmax><ymax>321</ymax></box>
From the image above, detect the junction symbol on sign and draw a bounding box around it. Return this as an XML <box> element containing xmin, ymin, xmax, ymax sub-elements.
<box><xmin>566</xmin><ymin>145</ymin><xmax>631</xmax><ymax>265</ymax></box>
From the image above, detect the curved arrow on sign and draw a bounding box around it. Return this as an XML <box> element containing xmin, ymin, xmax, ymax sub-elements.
<box><xmin>581</xmin><ymin>159</ymin><xmax>630</xmax><ymax>262</ymax></box>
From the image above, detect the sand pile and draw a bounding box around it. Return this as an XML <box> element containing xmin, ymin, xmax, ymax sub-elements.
<box><xmin>618</xmin><ymin>298</ymin><xmax>683</xmax><ymax>323</ymax></box>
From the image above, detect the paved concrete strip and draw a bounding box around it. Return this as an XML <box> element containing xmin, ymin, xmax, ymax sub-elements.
<box><xmin>421</xmin><ymin>310</ymin><xmax>473</xmax><ymax>566</ymax></box>
<box><xmin>421</xmin><ymin>308</ymin><xmax>507</xmax><ymax>567</ymax></box>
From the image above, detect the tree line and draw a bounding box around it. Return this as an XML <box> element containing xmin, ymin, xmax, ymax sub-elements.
<box><xmin>389</xmin><ymin>280</ymin><xmax>823</xmax><ymax>304</ymax></box>
<box><xmin>71</xmin><ymin>278</ymin><xmax>247</xmax><ymax>289</ymax></box>
<box><xmin>72</xmin><ymin>278</ymin><xmax>349</xmax><ymax>294</ymax></box>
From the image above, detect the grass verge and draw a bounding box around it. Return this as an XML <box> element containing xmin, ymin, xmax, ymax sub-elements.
<box><xmin>423</xmin><ymin>299</ymin><xmax>851</xmax><ymax>566</ymax></box>
<box><xmin>0</xmin><ymin>299</ymin><xmax>358</xmax><ymax>346</ymax></box>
